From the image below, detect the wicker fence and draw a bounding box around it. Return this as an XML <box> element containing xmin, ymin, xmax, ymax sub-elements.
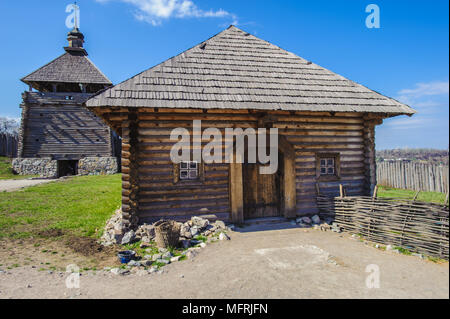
<box><xmin>317</xmin><ymin>195</ymin><xmax>449</xmax><ymax>260</ymax></box>
<box><xmin>377</xmin><ymin>161</ymin><xmax>449</xmax><ymax>194</ymax></box>
<box><xmin>0</xmin><ymin>133</ymin><xmax>18</xmax><ymax>158</ymax></box>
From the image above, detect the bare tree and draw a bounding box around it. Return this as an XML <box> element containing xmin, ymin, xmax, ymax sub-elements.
<box><xmin>0</xmin><ymin>117</ymin><xmax>20</xmax><ymax>136</ymax></box>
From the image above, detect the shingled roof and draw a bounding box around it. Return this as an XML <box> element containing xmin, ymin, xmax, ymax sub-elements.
<box><xmin>21</xmin><ymin>51</ymin><xmax>111</xmax><ymax>86</ymax></box>
<box><xmin>86</xmin><ymin>25</ymin><xmax>415</xmax><ymax>115</ymax></box>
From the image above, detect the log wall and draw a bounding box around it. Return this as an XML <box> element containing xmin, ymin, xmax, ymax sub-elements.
<box><xmin>20</xmin><ymin>92</ymin><xmax>113</xmax><ymax>160</ymax></box>
<box><xmin>110</xmin><ymin>108</ymin><xmax>376</xmax><ymax>223</ymax></box>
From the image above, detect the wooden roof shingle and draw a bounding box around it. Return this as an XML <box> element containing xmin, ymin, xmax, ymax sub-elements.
<box><xmin>22</xmin><ymin>51</ymin><xmax>112</xmax><ymax>86</ymax></box>
<box><xmin>86</xmin><ymin>26</ymin><xmax>415</xmax><ymax>115</ymax></box>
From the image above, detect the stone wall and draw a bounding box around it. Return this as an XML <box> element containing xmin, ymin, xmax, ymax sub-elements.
<box><xmin>12</xmin><ymin>158</ymin><xmax>58</xmax><ymax>178</ymax></box>
<box><xmin>78</xmin><ymin>156</ymin><xmax>118</xmax><ymax>175</ymax></box>
<box><xmin>12</xmin><ymin>156</ymin><xmax>118</xmax><ymax>178</ymax></box>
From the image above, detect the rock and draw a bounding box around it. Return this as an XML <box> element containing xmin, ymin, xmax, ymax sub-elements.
<box><xmin>191</xmin><ymin>216</ymin><xmax>209</xmax><ymax>229</ymax></box>
<box><xmin>180</xmin><ymin>223</ymin><xmax>191</xmax><ymax>235</ymax></box>
<box><xmin>152</xmin><ymin>254</ymin><xmax>162</xmax><ymax>261</ymax></box>
<box><xmin>301</xmin><ymin>217</ymin><xmax>312</xmax><ymax>224</ymax></box>
<box><xmin>180</xmin><ymin>240</ymin><xmax>191</xmax><ymax>249</ymax></box>
<box><xmin>170</xmin><ymin>256</ymin><xmax>181</xmax><ymax>262</ymax></box>
<box><xmin>110</xmin><ymin>268</ymin><xmax>120</xmax><ymax>275</ymax></box>
<box><xmin>313</xmin><ymin>225</ymin><xmax>320</xmax><ymax>230</ymax></box>
<box><xmin>158</xmin><ymin>248</ymin><xmax>168</xmax><ymax>253</ymax></box>
<box><xmin>214</xmin><ymin>220</ymin><xmax>226</xmax><ymax>229</ymax></box>
<box><xmin>121</xmin><ymin>230</ymin><xmax>136</xmax><ymax>245</ymax></box>
<box><xmin>219</xmin><ymin>232</ymin><xmax>230</xmax><ymax>241</ymax></box>
<box><xmin>295</xmin><ymin>217</ymin><xmax>303</xmax><ymax>223</ymax></box>
<box><xmin>386</xmin><ymin>245</ymin><xmax>393</xmax><ymax>251</ymax></box>
<box><xmin>162</xmin><ymin>251</ymin><xmax>173</xmax><ymax>259</ymax></box>
<box><xmin>290</xmin><ymin>220</ymin><xmax>297</xmax><ymax>226</ymax></box>
<box><xmin>199</xmin><ymin>242</ymin><xmax>207</xmax><ymax>248</ymax></box>
<box><xmin>140</xmin><ymin>237</ymin><xmax>151</xmax><ymax>244</ymax></box>
<box><xmin>183</xmin><ymin>231</ymin><xmax>193</xmax><ymax>239</ymax></box>
<box><xmin>190</xmin><ymin>226</ymin><xmax>200</xmax><ymax>237</ymax></box>
<box><xmin>298</xmin><ymin>223</ymin><xmax>309</xmax><ymax>228</ymax></box>
<box><xmin>141</xmin><ymin>260</ymin><xmax>153</xmax><ymax>267</ymax></box>
<box><xmin>144</xmin><ymin>255</ymin><xmax>153</xmax><ymax>260</ymax></box>
<box><xmin>156</xmin><ymin>259</ymin><xmax>170</xmax><ymax>265</ymax></box>
<box><xmin>127</xmin><ymin>260</ymin><xmax>140</xmax><ymax>267</ymax></box>
<box><xmin>27</xmin><ymin>284</ymin><xmax>32</xmax><ymax>288</ymax></box>
<box><xmin>412</xmin><ymin>253</ymin><xmax>424</xmax><ymax>259</ymax></box>
<box><xmin>311</xmin><ymin>215</ymin><xmax>321</xmax><ymax>224</ymax></box>
<box><xmin>227</xmin><ymin>224</ymin><xmax>235</xmax><ymax>230</ymax></box>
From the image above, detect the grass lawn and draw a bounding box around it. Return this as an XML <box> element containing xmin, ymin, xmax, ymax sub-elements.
<box><xmin>0</xmin><ymin>174</ymin><xmax>121</xmax><ymax>239</ymax></box>
<box><xmin>0</xmin><ymin>156</ymin><xmax>37</xmax><ymax>180</ymax></box>
<box><xmin>377</xmin><ymin>185</ymin><xmax>447</xmax><ymax>205</ymax></box>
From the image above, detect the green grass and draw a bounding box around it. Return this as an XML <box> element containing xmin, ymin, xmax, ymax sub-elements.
<box><xmin>0</xmin><ymin>156</ymin><xmax>37</xmax><ymax>180</ymax></box>
<box><xmin>0</xmin><ymin>174</ymin><xmax>121</xmax><ymax>239</ymax></box>
<box><xmin>377</xmin><ymin>186</ymin><xmax>447</xmax><ymax>205</ymax></box>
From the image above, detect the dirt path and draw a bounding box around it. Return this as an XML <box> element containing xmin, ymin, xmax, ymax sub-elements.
<box><xmin>0</xmin><ymin>179</ymin><xmax>56</xmax><ymax>192</ymax></box>
<box><xmin>0</xmin><ymin>224</ymin><xmax>448</xmax><ymax>299</ymax></box>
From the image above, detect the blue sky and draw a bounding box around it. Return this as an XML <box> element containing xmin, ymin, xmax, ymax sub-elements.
<box><xmin>0</xmin><ymin>0</ymin><xmax>448</xmax><ymax>149</ymax></box>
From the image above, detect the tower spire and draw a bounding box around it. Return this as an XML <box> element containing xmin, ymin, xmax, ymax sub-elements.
<box><xmin>64</xmin><ymin>2</ymin><xmax>86</xmax><ymax>54</ymax></box>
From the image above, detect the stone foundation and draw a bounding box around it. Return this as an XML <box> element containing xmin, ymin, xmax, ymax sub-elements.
<box><xmin>12</xmin><ymin>158</ymin><xmax>58</xmax><ymax>178</ymax></box>
<box><xmin>78</xmin><ymin>156</ymin><xmax>118</xmax><ymax>175</ymax></box>
<box><xmin>12</xmin><ymin>156</ymin><xmax>118</xmax><ymax>178</ymax></box>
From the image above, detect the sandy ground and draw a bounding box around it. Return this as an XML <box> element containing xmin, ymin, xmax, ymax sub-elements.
<box><xmin>0</xmin><ymin>222</ymin><xmax>448</xmax><ymax>299</ymax></box>
<box><xmin>0</xmin><ymin>178</ymin><xmax>56</xmax><ymax>192</ymax></box>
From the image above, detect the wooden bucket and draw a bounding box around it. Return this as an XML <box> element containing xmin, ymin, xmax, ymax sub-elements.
<box><xmin>154</xmin><ymin>220</ymin><xmax>181</xmax><ymax>248</ymax></box>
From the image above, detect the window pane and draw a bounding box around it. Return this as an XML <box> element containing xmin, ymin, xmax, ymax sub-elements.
<box><xmin>320</xmin><ymin>167</ymin><xmax>326</xmax><ymax>174</ymax></box>
<box><xmin>320</xmin><ymin>159</ymin><xmax>326</xmax><ymax>166</ymax></box>
<box><xmin>327</xmin><ymin>159</ymin><xmax>334</xmax><ymax>166</ymax></box>
<box><xmin>189</xmin><ymin>170</ymin><xmax>198</xmax><ymax>179</ymax></box>
<box><xmin>180</xmin><ymin>170</ymin><xmax>189</xmax><ymax>179</ymax></box>
<box><xmin>180</xmin><ymin>162</ymin><xmax>189</xmax><ymax>169</ymax></box>
<box><xmin>189</xmin><ymin>161</ymin><xmax>198</xmax><ymax>169</ymax></box>
<box><xmin>327</xmin><ymin>167</ymin><xmax>334</xmax><ymax>174</ymax></box>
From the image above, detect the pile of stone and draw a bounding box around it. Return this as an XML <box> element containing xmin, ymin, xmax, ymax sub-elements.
<box><xmin>100</xmin><ymin>208</ymin><xmax>125</xmax><ymax>246</ymax></box>
<box><xmin>101</xmin><ymin>212</ymin><xmax>232</xmax><ymax>247</ymax></box>
<box><xmin>178</xmin><ymin>216</ymin><xmax>231</xmax><ymax>248</ymax></box>
<box><xmin>292</xmin><ymin>215</ymin><xmax>342</xmax><ymax>233</ymax></box>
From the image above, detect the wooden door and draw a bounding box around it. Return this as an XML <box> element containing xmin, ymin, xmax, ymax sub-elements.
<box><xmin>242</xmin><ymin>154</ymin><xmax>283</xmax><ymax>219</ymax></box>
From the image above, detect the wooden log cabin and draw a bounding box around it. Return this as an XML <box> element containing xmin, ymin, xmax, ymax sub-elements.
<box><xmin>13</xmin><ymin>27</ymin><xmax>119</xmax><ymax>178</ymax></box>
<box><xmin>86</xmin><ymin>26</ymin><xmax>415</xmax><ymax>230</ymax></box>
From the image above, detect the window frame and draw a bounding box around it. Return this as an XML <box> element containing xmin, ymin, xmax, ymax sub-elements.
<box><xmin>315</xmin><ymin>152</ymin><xmax>341</xmax><ymax>181</ymax></box>
<box><xmin>173</xmin><ymin>161</ymin><xmax>205</xmax><ymax>186</ymax></box>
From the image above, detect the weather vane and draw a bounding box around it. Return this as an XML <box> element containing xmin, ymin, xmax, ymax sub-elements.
<box><xmin>65</xmin><ymin>2</ymin><xmax>80</xmax><ymax>29</ymax></box>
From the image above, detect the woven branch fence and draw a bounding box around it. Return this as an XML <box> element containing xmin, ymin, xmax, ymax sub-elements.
<box><xmin>0</xmin><ymin>133</ymin><xmax>18</xmax><ymax>158</ymax></box>
<box><xmin>377</xmin><ymin>161</ymin><xmax>449</xmax><ymax>193</ymax></box>
<box><xmin>317</xmin><ymin>195</ymin><xmax>449</xmax><ymax>260</ymax></box>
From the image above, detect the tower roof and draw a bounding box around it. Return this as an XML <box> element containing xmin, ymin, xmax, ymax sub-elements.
<box><xmin>21</xmin><ymin>28</ymin><xmax>112</xmax><ymax>90</ymax></box>
<box><xmin>87</xmin><ymin>25</ymin><xmax>414</xmax><ymax>115</ymax></box>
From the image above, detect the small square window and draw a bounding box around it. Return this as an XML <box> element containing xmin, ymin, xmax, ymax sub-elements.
<box><xmin>318</xmin><ymin>156</ymin><xmax>337</xmax><ymax>176</ymax></box>
<box><xmin>179</xmin><ymin>161</ymin><xmax>199</xmax><ymax>180</ymax></box>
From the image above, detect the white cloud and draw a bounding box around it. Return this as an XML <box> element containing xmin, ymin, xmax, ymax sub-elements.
<box><xmin>385</xmin><ymin>117</ymin><xmax>432</xmax><ymax>130</ymax></box>
<box><xmin>397</xmin><ymin>81</ymin><xmax>449</xmax><ymax>105</ymax></box>
<box><xmin>96</xmin><ymin>0</ymin><xmax>237</xmax><ymax>26</ymax></box>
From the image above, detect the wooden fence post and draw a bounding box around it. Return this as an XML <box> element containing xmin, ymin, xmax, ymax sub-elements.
<box><xmin>372</xmin><ymin>185</ymin><xmax>378</xmax><ymax>199</ymax></box>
